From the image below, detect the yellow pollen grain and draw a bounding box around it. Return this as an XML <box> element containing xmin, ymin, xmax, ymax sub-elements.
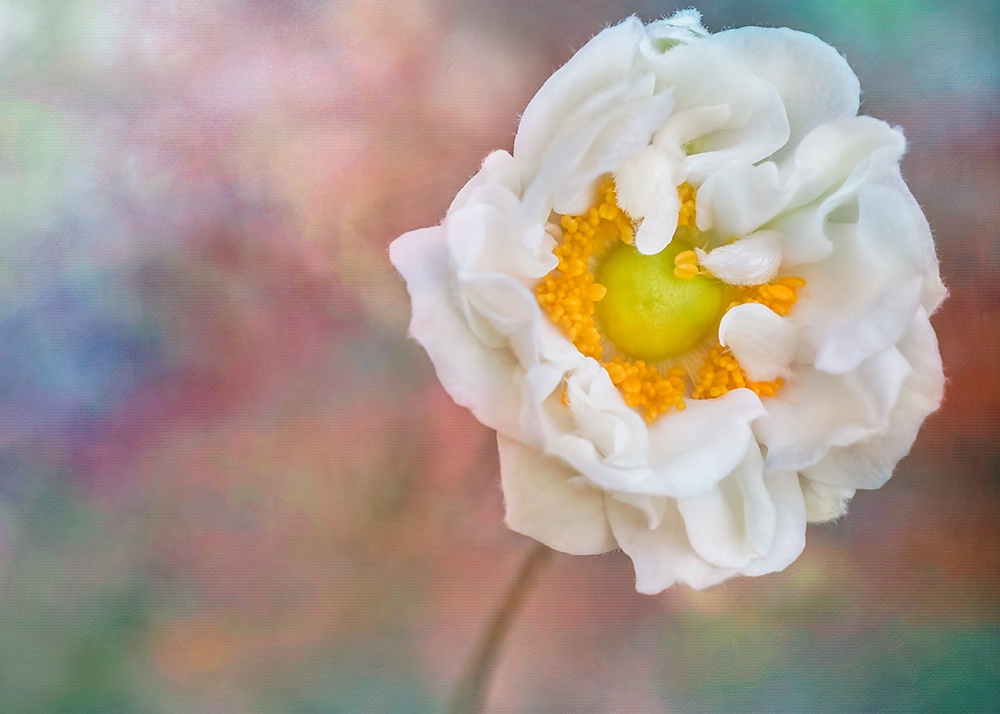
<box><xmin>673</xmin><ymin>249</ymin><xmax>700</xmax><ymax>280</ymax></box>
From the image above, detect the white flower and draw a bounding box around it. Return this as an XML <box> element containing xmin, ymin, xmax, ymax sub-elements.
<box><xmin>389</xmin><ymin>11</ymin><xmax>945</xmax><ymax>594</ymax></box>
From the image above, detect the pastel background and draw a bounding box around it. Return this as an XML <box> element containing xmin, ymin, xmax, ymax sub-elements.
<box><xmin>0</xmin><ymin>0</ymin><xmax>997</xmax><ymax>711</ymax></box>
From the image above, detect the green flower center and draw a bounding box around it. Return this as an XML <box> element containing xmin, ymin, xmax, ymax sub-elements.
<box><xmin>594</xmin><ymin>240</ymin><xmax>726</xmax><ymax>362</ymax></box>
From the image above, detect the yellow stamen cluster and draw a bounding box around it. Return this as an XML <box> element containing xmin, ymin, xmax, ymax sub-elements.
<box><xmin>737</xmin><ymin>276</ymin><xmax>806</xmax><ymax>316</ymax></box>
<box><xmin>536</xmin><ymin>177</ymin><xmax>807</xmax><ymax>422</ymax></box>
<box><xmin>692</xmin><ymin>346</ymin><xmax>785</xmax><ymax>400</ymax></box>
<box><xmin>535</xmin><ymin>181</ymin><xmax>632</xmax><ymax>359</ymax></box>
<box><xmin>605</xmin><ymin>357</ymin><xmax>687</xmax><ymax>421</ymax></box>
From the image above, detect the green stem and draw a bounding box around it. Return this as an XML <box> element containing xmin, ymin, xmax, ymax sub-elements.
<box><xmin>447</xmin><ymin>542</ymin><xmax>552</xmax><ymax>714</ymax></box>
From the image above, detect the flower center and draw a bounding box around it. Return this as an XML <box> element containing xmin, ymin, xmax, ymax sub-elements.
<box><xmin>594</xmin><ymin>238</ymin><xmax>726</xmax><ymax>362</ymax></box>
<box><xmin>535</xmin><ymin>178</ymin><xmax>805</xmax><ymax>422</ymax></box>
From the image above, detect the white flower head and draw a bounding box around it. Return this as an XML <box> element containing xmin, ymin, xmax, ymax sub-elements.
<box><xmin>390</xmin><ymin>12</ymin><xmax>945</xmax><ymax>594</ymax></box>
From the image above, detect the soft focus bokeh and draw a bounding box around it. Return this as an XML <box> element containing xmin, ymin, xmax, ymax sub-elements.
<box><xmin>1</xmin><ymin>0</ymin><xmax>997</xmax><ymax>711</ymax></box>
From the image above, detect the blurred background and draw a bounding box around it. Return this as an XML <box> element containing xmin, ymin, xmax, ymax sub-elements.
<box><xmin>0</xmin><ymin>0</ymin><xmax>997</xmax><ymax>711</ymax></box>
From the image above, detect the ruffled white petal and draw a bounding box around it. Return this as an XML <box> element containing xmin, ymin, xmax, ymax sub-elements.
<box><xmin>768</xmin><ymin>117</ymin><xmax>906</xmax><ymax>267</ymax></box>
<box><xmin>705</xmin><ymin>26</ymin><xmax>860</xmax><ymax>163</ymax></box>
<box><xmin>520</xmin><ymin>72</ymin><xmax>674</xmax><ymax>218</ymax></box>
<box><xmin>614</xmin><ymin>144</ymin><xmax>680</xmax><ymax>255</ymax></box>
<box><xmin>607</xmin><ymin>496</ymin><xmax>737</xmax><ymax>593</ymax></box>
<box><xmin>607</xmin><ymin>466</ymin><xmax>807</xmax><ymax>592</ymax></box>
<box><xmin>794</xmin><ymin>180</ymin><xmax>931</xmax><ymax>374</ymax></box>
<box><xmin>641</xmin><ymin>9</ymin><xmax>708</xmax><ymax>56</ymax></box>
<box><xmin>449</xmin><ymin>150</ymin><xmax>522</xmax><ymax>213</ymax></box>
<box><xmin>642</xmin><ymin>390</ymin><xmax>766</xmax><ymax>497</ymax></box>
<box><xmin>695</xmin><ymin>230</ymin><xmax>783</xmax><ymax>286</ymax></box>
<box><xmin>498</xmin><ymin>434</ymin><xmax>616</xmax><ymax>555</ymax></box>
<box><xmin>800</xmin><ymin>478</ymin><xmax>855</xmax><ymax>523</ymax></box>
<box><xmin>545</xmin><ymin>377</ymin><xmax>767</xmax><ymax>502</ymax></box>
<box><xmin>801</xmin><ymin>308</ymin><xmax>943</xmax><ymax>490</ymax></box>
<box><xmin>695</xmin><ymin>162</ymin><xmax>784</xmax><ymax>237</ymax></box>
<box><xmin>390</xmin><ymin>227</ymin><xmax>533</xmax><ymax>441</ymax></box>
<box><xmin>564</xmin><ymin>360</ymin><xmax>649</xmax><ymax>471</ymax></box>
<box><xmin>756</xmin><ymin>345</ymin><xmax>912</xmax><ymax>472</ymax></box>
<box><xmin>646</xmin><ymin>43</ymin><xmax>789</xmax><ymax>183</ymax></box>
<box><xmin>738</xmin><ymin>470</ymin><xmax>807</xmax><ymax>577</ymax></box>
<box><xmin>514</xmin><ymin>17</ymin><xmax>650</xmax><ymax>187</ymax></box>
<box><xmin>677</xmin><ymin>442</ymin><xmax>774</xmax><ymax>568</ymax></box>
<box><xmin>718</xmin><ymin>303</ymin><xmax>797</xmax><ymax>382</ymax></box>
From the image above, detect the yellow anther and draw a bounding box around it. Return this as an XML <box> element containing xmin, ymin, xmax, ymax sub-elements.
<box><xmin>766</xmin><ymin>284</ymin><xmax>794</xmax><ymax>302</ymax></box>
<box><xmin>673</xmin><ymin>249</ymin><xmax>697</xmax><ymax>266</ymax></box>
<box><xmin>672</xmin><ymin>256</ymin><xmax>701</xmax><ymax>280</ymax></box>
<box><xmin>619</xmin><ymin>223</ymin><xmax>635</xmax><ymax>245</ymax></box>
<box><xmin>586</xmin><ymin>283</ymin><xmax>607</xmax><ymax>302</ymax></box>
<box><xmin>673</xmin><ymin>264</ymin><xmax>699</xmax><ymax>280</ymax></box>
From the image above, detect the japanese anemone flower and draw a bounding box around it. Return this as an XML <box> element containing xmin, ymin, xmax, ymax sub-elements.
<box><xmin>389</xmin><ymin>11</ymin><xmax>945</xmax><ymax>594</ymax></box>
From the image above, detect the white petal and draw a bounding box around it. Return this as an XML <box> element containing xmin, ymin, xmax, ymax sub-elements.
<box><xmin>801</xmin><ymin>308</ymin><xmax>943</xmax><ymax>490</ymax></box>
<box><xmin>614</xmin><ymin>145</ymin><xmax>680</xmax><ymax>255</ymax></box>
<box><xmin>738</xmin><ymin>470</ymin><xmax>807</xmax><ymax>577</ymax></box>
<box><xmin>756</xmin><ymin>345</ymin><xmax>912</xmax><ymax>472</ymax></box>
<box><xmin>768</xmin><ymin>117</ymin><xmax>907</xmax><ymax>267</ymax></box>
<box><xmin>564</xmin><ymin>361</ymin><xmax>649</xmax><ymax>470</ymax></box>
<box><xmin>706</xmin><ymin>26</ymin><xmax>860</xmax><ymax>163</ymax></box>
<box><xmin>498</xmin><ymin>435</ymin><xmax>616</xmax><ymax>555</ymax></box>
<box><xmin>780</xmin><ymin>117</ymin><xmax>906</xmax><ymax>212</ymax></box>
<box><xmin>800</xmin><ymin>477</ymin><xmax>855</xmax><ymax>523</ymax></box>
<box><xmin>606</xmin><ymin>496</ymin><xmax>736</xmax><ymax>593</ymax></box>
<box><xmin>544</xmin><ymin>363</ymin><xmax>655</xmax><ymax>494</ymax></box>
<box><xmin>646</xmin><ymin>43</ymin><xmax>789</xmax><ymax>182</ymax></box>
<box><xmin>449</xmin><ymin>150</ymin><xmax>521</xmax><ymax>213</ymax></box>
<box><xmin>881</xmin><ymin>168</ymin><xmax>947</xmax><ymax>316</ymax></box>
<box><xmin>514</xmin><ymin>18</ymin><xmax>646</xmax><ymax>182</ymax></box>
<box><xmin>389</xmin><ymin>227</ymin><xmax>530</xmax><ymax>440</ymax></box>
<box><xmin>695</xmin><ymin>230</ymin><xmax>783</xmax><ymax>286</ymax></box>
<box><xmin>651</xmin><ymin>105</ymin><xmax>731</xmax><ymax>164</ymax></box>
<box><xmin>642</xmin><ymin>10</ymin><xmax>708</xmax><ymax>54</ymax></box>
<box><xmin>459</xmin><ymin>273</ymin><xmax>543</xmax><ymax>359</ymax></box>
<box><xmin>520</xmin><ymin>72</ymin><xmax>673</xmax><ymax>218</ymax></box>
<box><xmin>447</xmin><ymin>184</ymin><xmax>554</xmax><ymax>282</ymax></box>
<box><xmin>794</xmin><ymin>180</ymin><xmax>931</xmax><ymax>374</ymax></box>
<box><xmin>695</xmin><ymin>161</ymin><xmax>783</xmax><ymax>238</ymax></box>
<box><xmin>549</xmin><ymin>377</ymin><xmax>766</xmax><ymax>501</ymax></box>
<box><xmin>718</xmin><ymin>302</ymin><xmax>797</xmax><ymax>382</ymax></box>
<box><xmin>676</xmin><ymin>441</ymin><xmax>774</xmax><ymax>568</ymax></box>
<box><xmin>642</xmin><ymin>390</ymin><xmax>767</xmax><ymax>498</ymax></box>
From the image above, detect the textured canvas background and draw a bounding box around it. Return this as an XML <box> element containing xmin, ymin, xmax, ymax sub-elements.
<box><xmin>0</xmin><ymin>0</ymin><xmax>997</xmax><ymax>711</ymax></box>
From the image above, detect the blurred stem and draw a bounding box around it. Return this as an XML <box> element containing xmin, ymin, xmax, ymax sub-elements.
<box><xmin>448</xmin><ymin>541</ymin><xmax>552</xmax><ymax>714</ymax></box>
